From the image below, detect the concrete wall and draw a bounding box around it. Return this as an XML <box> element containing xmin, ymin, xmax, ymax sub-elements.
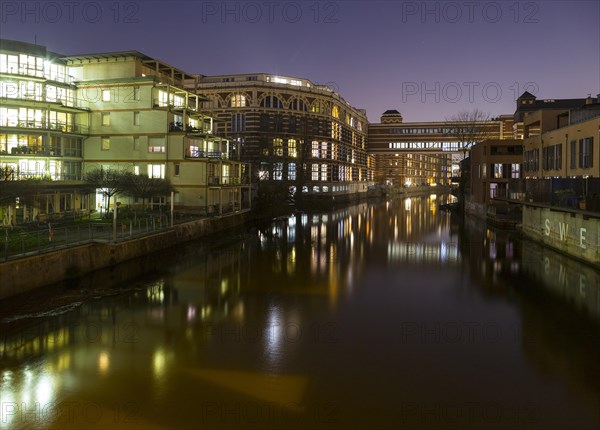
<box><xmin>521</xmin><ymin>204</ymin><xmax>600</xmax><ymax>264</ymax></box>
<box><xmin>0</xmin><ymin>211</ymin><xmax>249</xmax><ymax>299</ymax></box>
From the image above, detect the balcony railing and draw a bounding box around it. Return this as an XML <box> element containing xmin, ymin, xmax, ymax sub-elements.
<box><xmin>208</xmin><ymin>176</ymin><xmax>244</xmax><ymax>186</ymax></box>
<box><xmin>185</xmin><ymin>149</ymin><xmax>229</xmax><ymax>160</ymax></box>
<box><xmin>0</xmin><ymin>120</ymin><xmax>89</xmax><ymax>134</ymax></box>
<box><xmin>2</xmin><ymin>145</ymin><xmax>65</xmax><ymax>157</ymax></box>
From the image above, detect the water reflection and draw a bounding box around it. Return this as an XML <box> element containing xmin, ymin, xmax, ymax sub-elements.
<box><xmin>0</xmin><ymin>195</ymin><xmax>599</xmax><ymax>429</ymax></box>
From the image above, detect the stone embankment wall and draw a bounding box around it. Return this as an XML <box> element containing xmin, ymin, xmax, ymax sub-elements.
<box><xmin>521</xmin><ymin>204</ymin><xmax>600</xmax><ymax>265</ymax></box>
<box><xmin>0</xmin><ymin>212</ymin><xmax>249</xmax><ymax>299</ymax></box>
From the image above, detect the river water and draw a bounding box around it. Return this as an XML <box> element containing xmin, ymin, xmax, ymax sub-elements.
<box><xmin>1</xmin><ymin>195</ymin><xmax>599</xmax><ymax>429</ymax></box>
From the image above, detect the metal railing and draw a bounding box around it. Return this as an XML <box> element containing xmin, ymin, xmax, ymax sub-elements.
<box><xmin>1</xmin><ymin>216</ymin><xmax>170</xmax><ymax>261</ymax></box>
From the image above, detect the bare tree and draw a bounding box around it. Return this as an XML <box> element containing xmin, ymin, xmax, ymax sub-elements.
<box><xmin>444</xmin><ymin>109</ymin><xmax>494</xmax><ymax>158</ymax></box>
<box><xmin>0</xmin><ymin>167</ymin><xmax>41</xmax><ymax>211</ymax></box>
<box><xmin>121</xmin><ymin>174</ymin><xmax>174</xmax><ymax>210</ymax></box>
<box><xmin>85</xmin><ymin>168</ymin><xmax>128</xmax><ymax>218</ymax></box>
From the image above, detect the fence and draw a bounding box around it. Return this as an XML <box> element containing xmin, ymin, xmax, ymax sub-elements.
<box><xmin>1</xmin><ymin>215</ymin><xmax>170</xmax><ymax>261</ymax></box>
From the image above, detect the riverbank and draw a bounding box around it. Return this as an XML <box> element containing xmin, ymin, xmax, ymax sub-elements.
<box><xmin>0</xmin><ymin>210</ymin><xmax>251</xmax><ymax>300</ymax></box>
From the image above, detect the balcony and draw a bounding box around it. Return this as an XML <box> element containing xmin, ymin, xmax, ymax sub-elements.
<box><xmin>2</xmin><ymin>145</ymin><xmax>65</xmax><ymax>157</ymax></box>
<box><xmin>185</xmin><ymin>148</ymin><xmax>229</xmax><ymax>160</ymax></box>
<box><xmin>207</xmin><ymin>176</ymin><xmax>244</xmax><ymax>186</ymax></box>
<box><xmin>0</xmin><ymin>120</ymin><xmax>89</xmax><ymax>134</ymax></box>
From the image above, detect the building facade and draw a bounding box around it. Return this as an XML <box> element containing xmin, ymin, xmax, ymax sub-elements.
<box><xmin>192</xmin><ymin>74</ymin><xmax>372</xmax><ymax>201</ymax></box>
<box><xmin>368</xmin><ymin>110</ymin><xmax>514</xmax><ymax>186</ymax></box>
<box><xmin>63</xmin><ymin>51</ymin><xmax>249</xmax><ymax>214</ymax></box>
<box><xmin>0</xmin><ymin>39</ymin><xmax>249</xmax><ymax>224</ymax></box>
<box><xmin>0</xmin><ymin>39</ymin><xmax>90</xmax><ymax>224</ymax></box>
<box><xmin>521</xmin><ymin>94</ymin><xmax>600</xmax><ymax>179</ymax></box>
<box><xmin>469</xmin><ymin>139</ymin><xmax>524</xmax><ymax>204</ymax></box>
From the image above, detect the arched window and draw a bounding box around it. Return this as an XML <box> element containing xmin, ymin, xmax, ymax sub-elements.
<box><xmin>290</xmin><ymin>98</ymin><xmax>306</xmax><ymax>111</ymax></box>
<box><xmin>260</xmin><ymin>95</ymin><xmax>283</xmax><ymax>109</ymax></box>
<box><xmin>331</xmin><ymin>105</ymin><xmax>339</xmax><ymax>118</ymax></box>
<box><xmin>311</xmin><ymin>101</ymin><xmax>325</xmax><ymax>114</ymax></box>
<box><xmin>230</xmin><ymin>94</ymin><xmax>246</xmax><ymax>107</ymax></box>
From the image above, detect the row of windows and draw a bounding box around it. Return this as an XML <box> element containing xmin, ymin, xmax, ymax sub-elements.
<box><xmin>389</xmin><ymin>127</ymin><xmax>453</xmax><ymax>135</ymax></box>
<box><xmin>260</xmin><ymin>163</ymin><xmax>360</xmax><ymax>182</ymax></box>
<box><xmin>0</xmin><ymin>81</ymin><xmax>75</xmax><ymax>106</ymax></box>
<box><xmin>101</xmin><ymin>136</ymin><xmax>169</xmax><ymax>153</ymax></box>
<box><xmin>525</xmin><ymin>137</ymin><xmax>594</xmax><ymax>171</ymax></box>
<box><xmin>222</xmin><ymin>94</ymin><xmax>362</xmax><ymax>128</ymax></box>
<box><xmin>0</xmin><ymin>54</ymin><xmax>73</xmax><ymax>83</ymax></box>
<box><xmin>0</xmin><ymin>107</ymin><xmax>80</xmax><ymax>132</ymax></box>
<box><xmin>1</xmin><ymin>160</ymin><xmax>81</xmax><ymax>180</ymax></box>
<box><xmin>0</xmin><ymin>134</ymin><xmax>82</xmax><ymax>157</ymax></box>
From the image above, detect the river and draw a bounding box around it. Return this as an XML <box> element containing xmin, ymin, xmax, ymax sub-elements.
<box><xmin>1</xmin><ymin>195</ymin><xmax>599</xmax><ymax>429</ymax></box>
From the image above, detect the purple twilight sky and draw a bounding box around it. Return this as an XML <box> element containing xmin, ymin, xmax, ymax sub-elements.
<box><xmin>1</xmin><ymin>0</ymin><xmax>599</xmax><ymax>122</ymax></box>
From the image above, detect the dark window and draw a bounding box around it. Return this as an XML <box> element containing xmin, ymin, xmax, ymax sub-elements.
<box><xmin>259</xmin><ymin>114</ymin><xmax>270</xmax><ymax>131</ymax></box>
<box><xmin>570</xmin><ymin>140</ymin><xmax>577</xmax><ymax>169</ymax></box>
<box><xmin>288</xmin><ymin>116</ymin><xmax>297</xmax><ymax>134</ymax></box>
<box><xmin>274</xmin><ymin>115</ymin><xmax>283</xmax><ymax>133</ymax></box>
<box><xmin>579</xmin><ymin>137</ymin><xmax>593</xmax><ymax>169</ymax></box>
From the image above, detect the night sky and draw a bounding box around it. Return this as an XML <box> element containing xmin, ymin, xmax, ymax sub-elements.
<box><xmin>1</xmin><ymin>0</ymin><xmax>598</xmax><ymax>122</ymax></box>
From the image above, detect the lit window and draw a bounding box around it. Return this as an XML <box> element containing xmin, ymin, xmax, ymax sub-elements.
<box><xmin>312</xmin><ymin>164</ymin><xmax>319</xmax><ymax>181</ymax></box>
<box><xmin>288</xmin><ymin>139</ymin><xmax>297</xmax><ymax>158</ymax></box>
<box><xmin>273</xmin><ymin>163</ymin><xmax>283</xmax><ymax>180</ymax></box>
<box><xmin>312</xmin><ymin>141</ymin><xmax>319</xmax><ymax>158</ymax></box>
<box><xmin>148</xmin><ymin>164</ymin><xmax>165</xmax><ymax>178</ymax></box>
<box><xmin>102</xmin><ymin>90</ymin><xmax>111</xmax><ymax>102</ymax></box>
<box><xmin>331</xmin><ymin>106</ymin><xmax>339</xmax><ymax>118</ymax></box>
<box><xmin>148</xmin><ymin>136</ymin><xmax>166</xmax><ymax>153</ymax></box>
<box><xmin>101</xmin><ymin>137</ymin><xmax>110</xmax><ymax>151</ymax></box>
<box><xmin>273</xmin><ymin>138</ymin><xmax>283</xmax><ymax>156</ymax></box>
<box><xmin>288</xmin><ymin>163</ymin><xmax>296</xmax><ymax>180</ymax></box>
<box><xmin>101</xmin><ymin>112</ymin><xmax>110</xmax><ymax>126</ymax></box>
<box><xmin>230</xmin><ymin>94</ymin><xmax>246</xmax><ymax>107</ymax></box>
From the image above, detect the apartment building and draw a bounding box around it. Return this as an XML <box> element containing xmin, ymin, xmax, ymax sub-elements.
<box><xmin>0</xmin><ymin>39</ymin><xmax>89</xmax><ymax>224</ymax></box>
<box><xmin>521</xmin><ymin>93</ymin><xmax>600</xmax><ymax>179</ymax></box>
<box><xmin>0</xmin><ymin>39</ymin><xmax>249</xmax><ymax>224</ymax></box>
